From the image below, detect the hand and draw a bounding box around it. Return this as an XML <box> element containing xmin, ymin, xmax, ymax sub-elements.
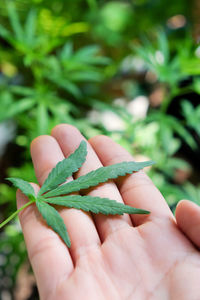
<box><xmin>17</xmin><ymin>124</ymin><xmax>200</xmax><ymax>300</ymax></box>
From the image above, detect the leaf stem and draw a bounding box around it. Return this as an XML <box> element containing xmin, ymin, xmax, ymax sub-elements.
<box><xmin>0</xmin><ymin>199</ymin><xmax>35</xmax><ymax>229</ymax></box>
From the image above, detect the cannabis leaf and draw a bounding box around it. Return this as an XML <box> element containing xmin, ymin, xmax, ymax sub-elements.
<box><xmin>1</xmin><ymin>140</ymin><xmax>154</xmax><ymax>247</ymax></box>
<box><xmin>6</xmin><ymin>178</ymin><xmax>35</xmax><ymax>200</ymax></box>
<box><xmin>36</xmin><ymin>199</ymin><xmax>71</xmax><ymax>247</ymax></box>
<box><xmin>38</xmin><ymin>140</ymin><xmax>87</xmax><ymax>196</ymax></box>
<box><xmin>44</xmin><ymin>160</ymin><xmax>154</xmax><ymax>197</ymax></box>
<box><xmin>44</xmin><ymin>195</ymin><xmax>150</xmax><ymax>215</ymax></box>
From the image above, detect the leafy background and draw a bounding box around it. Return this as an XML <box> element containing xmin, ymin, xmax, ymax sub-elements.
<box><xmin>0</xmin><ymin>0</ymin><xmax>200</xmax><ymax>299</ymax></box>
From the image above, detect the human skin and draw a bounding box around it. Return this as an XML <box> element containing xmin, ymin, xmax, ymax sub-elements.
<box><xmin>16</xmin><ymin>124</ymin><xmax>200</xmax><ymax>300</ymax></box>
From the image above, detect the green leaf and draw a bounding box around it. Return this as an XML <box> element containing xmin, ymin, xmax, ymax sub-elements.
<box><xmin>36</xmin><ymin>199</ymin><xmax>71</xmax><ymax>247</ymax></box>
<box><xmin>47</xmin><ymin>74</ymin><xmax>81</xmax><ymax>98</ymax></box>
<box><xmin>0</xmin><ymin>24</ymin><xmax>12</xmax><ymax>40</ymax></box>
<box><xmin>44</xmin><ymin>160</ymin><xmax>154</xmax><ymax>197</ymax></box>
<box><xmin>60</xmin><ymin>42</ymin><xmax>73</xmax><ymax>60</ymax></box>
<box><xmin>158</xmin><ymin>31</ymin><xmax>169</xmax><ymax>63</ymax></box>
<box><xmin>7</xmin><ymin>178</ymin><xmax>35</xmax><ymax>199</ymax></box>
<box><xmin>44</xmin><ymin>195</ymin><xmax>150</xmax><ymax>215</ymax></box>
<box><xmin>62</xmin><ymin>80</ymin><xmax>82</xmax><ymax>98</ymax></box>
<box><xmin>73</xmin><ymin>45</ymin><xmax>110</xmax><ymax>65</ymax></box>
<box><xmin>7</xmin><ymin>98</ymin><xmax>35</xmax><ymax>119</ymax></box>
<box><xmin>166</xmin><ymin>116</ymin><xmax>197</xmax><ymax>150</ymax></box>
<box><xmin>38</xmin><ymin>141</ymin><xmax>87</xmax><ymax>196</ymax></box>
<box><xmin>10</xmin><ymin>86</ymin><xmax>35</xmax><ymax>96</ymax></box>
<box><xmin>7</xmin><ymin>2</ymin><xmax>24</xmax><ymax>41</ymax></box>
<box><xmin>24</xmin><ymin>9</ymin><xmax>37</xmax><ymax>46</ymax></box>
<box><xmin>74</xmin><ymin>45</ymin><xmax>100</xmax><ymax>60</ymax></box>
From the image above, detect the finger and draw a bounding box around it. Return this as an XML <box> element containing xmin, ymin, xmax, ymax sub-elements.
<box><xmin>16</xmin><ymin>185</ymin><xmax>73</xmax><ymax>299</ymax></box>
<box><xmin>51</xmin><ymin>124</ymin><xmax>133</xmax><ymax>242</ymax></box>
<box><xmin>31</xmin><ymin>135</ymin><xmax>100</xmax><ymax>261</ymax></box>
<box><xmin>89</xmin><ymin>135</ymin><xmax>174</xmax><ymax>226</ymax></box>
<box><xmin>176</xmin><ymin>200</ymin><xmax>200</xmax><ymax>248</ymax></box>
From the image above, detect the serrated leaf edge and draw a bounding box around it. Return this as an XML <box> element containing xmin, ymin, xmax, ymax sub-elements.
<box><xmin>38</xmin><ymin>140</ymin><xmax>87</xmax><ymax>196</ymax></box>
<box><xmin>43</xmin><ymin>195</ymin><xmax>150</xmax><ymax>215</ymax></box>
<box><xmin>44</xmin><ymin>160</ymin><xmax>155</xmax><ymax>198</ymax></box>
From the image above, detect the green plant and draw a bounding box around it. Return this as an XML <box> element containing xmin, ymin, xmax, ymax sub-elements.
<box><xmin>0</xmin><ymin>2</ymin><xmax>110</xmax><ymax>144</ymax></box>
<box><xmin>135</xmin><ymin>31</ymin><xmax>182</xmax><ymax>87</ymax></box>
<box><xmin>182</xmin><ymin>100</ymin><xmax>200</xmax><ymax>136</ymax></box>
<box><xmin>1</xmin><ymin>141</ymin><xmax>153</xmax><ymax>247</ymax></box>
<box><xmin>0</xmin><ymin>0</ymin><xmax>199</xmax><ymax>296</ymax></box>
<box><xmin>134</xmin><ymin>32</ymin><xmax>200</xmax><ymax>112</ymax></box>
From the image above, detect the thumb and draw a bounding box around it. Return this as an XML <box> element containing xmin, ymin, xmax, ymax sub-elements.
<box><xmin>175</xmin><ymin>200</ymin><xmax>200</xmax><ymax>249</ymax></box>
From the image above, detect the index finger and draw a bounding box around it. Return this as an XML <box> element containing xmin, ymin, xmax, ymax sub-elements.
<box><xmin>17</xmin><ymin>136</ymin><xmax>74</xmax><ymax>299</ymax></box>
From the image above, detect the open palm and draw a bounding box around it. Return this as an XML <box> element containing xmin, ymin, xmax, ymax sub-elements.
<box><xmin>17</xmin><ymin>124</ymin><xmax>200</xmax><ymax>300</ymax></box>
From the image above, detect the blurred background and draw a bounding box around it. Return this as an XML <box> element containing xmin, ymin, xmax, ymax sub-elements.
<box><xmin>0</xmin><ymin>0</ymin><xmax>200</xmax><ymax>298</ymax></box>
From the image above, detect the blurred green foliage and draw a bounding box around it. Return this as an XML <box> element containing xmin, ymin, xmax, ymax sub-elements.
<box><xmin>0</xmin><ymin>0</ymin><xmax>200</xmax><ymax>297</ymax></box>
